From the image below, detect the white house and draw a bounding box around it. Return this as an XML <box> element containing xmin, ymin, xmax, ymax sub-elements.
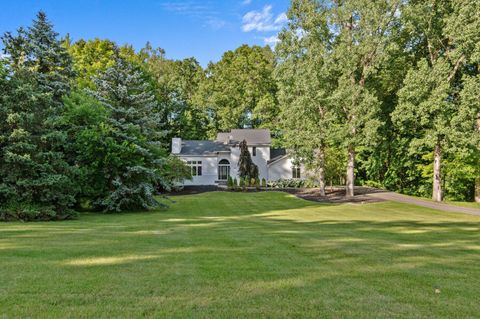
<box><xmin>171</xmin><ymin>129</ymin><xmax>308</xmax><ymax>186</ymax></box>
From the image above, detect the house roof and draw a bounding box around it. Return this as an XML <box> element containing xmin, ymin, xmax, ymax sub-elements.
<box><xmin>178</xmin><ymin>140</ymin><xmax>230</xmax><ymax>156</ymax></box>
<box><xmin>215</xmin><ymin>129</ymin><xmax>271</xmax><ymax>145</ymax></box>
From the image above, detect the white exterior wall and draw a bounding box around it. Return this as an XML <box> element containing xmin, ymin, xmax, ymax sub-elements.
<box><xmin>229</xmin><ymin>145</ymin><xmax>269</xmax><ymax>180</ymax></box>
<box><xmin>230</xmin><ymin>147</ymin><xmax>240</xmax><ymax>179</ymax></box>
<box><xmin>250</xmin><ymin>146</ymin><xmax>269</xmax><ymax>180</ymax></box>
<box><xmin>268</xmin><ymin>156</ymin><xmax>307</xmax><ymax>181</ymax></box>
<box><xmin>181</xmin><ymin>156</ymin><xmax>218</xmax><ymax>186</ymax></box>
<box><xmin>177</xmin><ymin>145</ymin><xmax>272</xmax><ymax>185</ymax></box>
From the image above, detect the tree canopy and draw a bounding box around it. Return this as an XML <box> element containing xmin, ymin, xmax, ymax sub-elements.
<box><xmin>1</xmin><ymin>4</ymin><xmax>479</xmax><ymax>221</ymax></box>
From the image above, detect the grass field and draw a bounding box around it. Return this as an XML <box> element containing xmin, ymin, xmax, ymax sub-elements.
<box><xmin>1</xmin><ymin>192</ymin><xmax>480</xmax><ymax>318</ymax></box>
<box><xmin>444</xmin><ymin>200</ymin><xmax>480</xmax><ymax>209</ymax></box>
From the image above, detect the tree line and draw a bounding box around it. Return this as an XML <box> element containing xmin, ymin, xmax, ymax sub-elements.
<box><xmin>1</xmin><ymin>1</ymin><xmax>479</xmax><ymax>220</ymax></box>
<box><xmin>276</xmin><ymin>0</ymin><xmax>479</xmax><ymax>202</ymax></box>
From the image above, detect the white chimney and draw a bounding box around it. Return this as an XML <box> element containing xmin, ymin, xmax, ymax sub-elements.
<box><xmin>171</xmin><ymin>138</ymin><xmax>182</xmax><ymax>154</ymax></box>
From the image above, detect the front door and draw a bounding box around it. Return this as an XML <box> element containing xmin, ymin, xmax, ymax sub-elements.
<box><xmin>218</xmin><ymin>165</ymin><xmax>230</xmax><ymax>180</ymax></box>
<box><xmin>218</xmin><ymin>159</ymin><xmax>230</xmax><ymax>180</ymax></box>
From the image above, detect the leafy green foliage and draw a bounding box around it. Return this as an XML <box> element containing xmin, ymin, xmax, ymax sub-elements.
<box><xmin>227</xmin><ymin>176</ymin><xmax>234</xmax><ymax>190</ymax></box>
<box><xmin>267</xmin><ymin>179</ymin><xmax>317</xmax><ymax>188</ymax></box>
<box><xmin>65</xmin><ymin>38</ymin><xmax>117</xmax><ymax>89</ymax></box>
<box><xmin>140</xmin><ymin>44</ymin><xmax>209</xmax><ymax>140</ymax></box>
<box><xmin>392</xmin><ymin>0</ymin><xmax>480</xmax><ymax>201</ymax></box>
<box><xmin>194</xmin><ymin>45</ymin><xmax>278</xmax><ymax>136</ymax></box>
<box><xmin>239</xmin><ymin>177</ymin><xmax>245</xmax><ymax>191</ymax></box>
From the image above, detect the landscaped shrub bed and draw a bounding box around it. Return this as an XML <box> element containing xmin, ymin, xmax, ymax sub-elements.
<box><xmin>267</xmin><ymin>179</ymin><xmax>317</xmax><ymax>189</ymax></box>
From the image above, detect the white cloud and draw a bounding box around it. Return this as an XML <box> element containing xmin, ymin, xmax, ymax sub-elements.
<box><xmin>274</xmin><ymin>12</ymin><xmax>288</xmax><ymax>25</ymax></box>
<box><xmin>206</xmin><ymin>17</ymin><xmax>226</xmax><ymax>30</ymax></box>
<box><xmin>242</xmin><ymin>5</ymin><xmax>287</xmax><ymax>32</ymax></box>
<box><xmin>242</xmin><ymin>0</ymin><xmax>252</xmax><ymax>5</ymax></box>
<box><xmin>161</xmin><ymin>1</ymin><xmax>227</xmax><ymax>30</ymax></box>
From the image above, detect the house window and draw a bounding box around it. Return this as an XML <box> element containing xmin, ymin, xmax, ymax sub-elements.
<box><xmin>187</xmin><ymin>161</ymin><xmax>202</xmax><ymax>176</ymax></box>
<box><xmin>252</xmin><ymin>147</ymin><xmax>257</xmax><ymax>156</ymax></box>
<box><xmin>292</xmin><ymin>166</ymin><xmax>301</xmax><ymax>179</ymax></box>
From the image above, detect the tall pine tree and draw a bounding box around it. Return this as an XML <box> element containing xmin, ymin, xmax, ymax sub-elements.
<box><xmin>0</xmin><ymin>12</ymin><xmax>76</xmax><ymax>220</ymax></box>
<box><xmin>87</xmin><ymin>55</ymin><xmax>170</xmax><ymax>211</ymax></box>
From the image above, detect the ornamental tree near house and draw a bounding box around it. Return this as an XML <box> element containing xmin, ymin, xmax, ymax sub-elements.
<box><xmin>238</xmin><ymin>140</ymin><xmax>259</xmax><ymax>180</ymax></box>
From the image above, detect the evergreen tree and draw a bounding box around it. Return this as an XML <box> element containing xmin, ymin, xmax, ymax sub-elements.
<box><xmin>87</xmin><ymin>55</ymin><xmax>170</xmax><ymax>211</ymax></box>
<box><xmin>237</xmin><ymin>140</ymin><xmax>259</xmax><ymax>179</ymax></box>
<box><xmin>0</xmin><ymin>12</ymin><xmax>77</xmax><ymax>221</ymax></box>
<box><xmin>3</xmin><ymin>11</ymin><xmax>74</xmax><ymax>102</ymax></box>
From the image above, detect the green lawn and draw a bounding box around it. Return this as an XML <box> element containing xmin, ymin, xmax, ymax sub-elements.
<box><xmin>444</xmin><ymin>200</ymin><xmax>480</xmax><ymax>209</ymax></box>
<box><xmin>2</xmin><ymin>192</ymin><xmax>480</xmax><ymax>318</ymax></box>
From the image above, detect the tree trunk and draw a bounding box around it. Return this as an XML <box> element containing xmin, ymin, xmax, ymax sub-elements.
<box><xmin>475</xmin><ymin>177</ymin><xmax>480</xmax><ymax>203</ymax></box>
<box><xmin>317</xmin><ymin>147</ymin><xmax>326</xmax><ymax>197</ymax></box>
<box><xmin>432</xmin><ymin>143</ymin><xmax>443</xmax><ymax>202</ymax></box>
<box><xmin>346</xmin><ymin>144</ymin><xmax>355</xmax><ymax>197</ymax></box>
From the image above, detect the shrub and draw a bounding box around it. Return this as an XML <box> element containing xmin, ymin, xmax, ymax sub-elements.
<box><xmin>239</xmin><ymin>178</ymin><xmax>245</xmax><ymax>190</ymax></box>
<box><xmin>159</xmin><ymin>156</ymin><xmax>192</xmax><ymax>192</ymax></box>
<box><xmin>0</xmin><ymin>201</ymin><xmax>77</xmax><ymax>222</ymax></box>
<box><xmin>255</xmin><ymin>178</ymin><xmax>261</xmax><ymax>190</ymax></box>
<box><xmin>266</xmin><ymin>179</ymin><xmax>318</xmax><ymax>189</ymax></box>
<box><xmin>363</xmin><ymin>180</ymin><xmax>384</xmax><ymax>189</ymax></box>
<box><xmin>227</xmin><ymin>176</ymin><xmax>233</xmax><ymax>190</ymax></box>
<box><xmin>251</xmin><ymin>177</ymin><xmax>256</xmax><ymax>188</ymax></box>
<box><xmin>262</xmin><ymin>178</ymin><xmax>267</xmax><ymax>188</ymax></box>
<box><xmin>233</xmin><ymin>178</ymin><xmax>238</xmax><ymax>191</ymax></box>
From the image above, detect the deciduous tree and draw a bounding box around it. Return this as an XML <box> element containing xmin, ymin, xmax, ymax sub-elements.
<box><xmin>195</xmin><ymin>45</ymin><xmax>278</xmax><ymax>137</ymax></box>
<box><xmin>393</xmin><ymin>0</ymin><xmax>480</xmax><ymax>202</ymax></box>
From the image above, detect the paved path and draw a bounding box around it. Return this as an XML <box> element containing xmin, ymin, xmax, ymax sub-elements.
<box><xmin>367</xmin><ymin>191</ymin><xmax>480</xmax><ymax>216</ymax></box>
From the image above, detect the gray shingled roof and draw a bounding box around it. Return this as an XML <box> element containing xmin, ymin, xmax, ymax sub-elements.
<box><xmin>215</xmin><ymin>129</ymin><xmax>271</xmax><ymax>145</ymax></box>
<box><xmin>178</xmin><ymin>140</ymin><xmax>230</xmax><ymax>156</ymax></box>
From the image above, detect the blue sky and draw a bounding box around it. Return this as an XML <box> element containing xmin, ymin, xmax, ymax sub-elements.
<box><xmin>0</xmin><ymin>0</ymin><xmax>290</xmax><ymax>66</ymax></box>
